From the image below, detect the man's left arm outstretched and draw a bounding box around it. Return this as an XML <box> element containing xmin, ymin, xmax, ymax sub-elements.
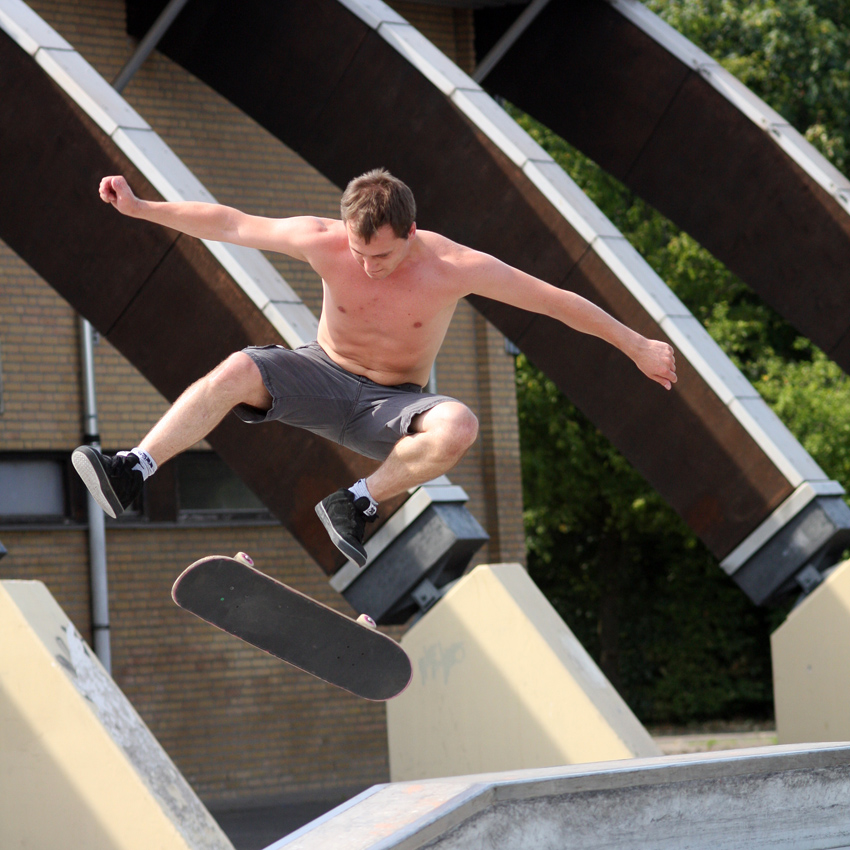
<box><xmin>465</xmin><ymin>252</ymin><xmax>678</xmax><ymax>391</ymax></box>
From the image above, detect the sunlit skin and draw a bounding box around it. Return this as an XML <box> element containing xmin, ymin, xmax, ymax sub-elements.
<box><xmin>98</xmin><ymin>175</ymin><xmax>677</xmax><ymax>502</ymax></box>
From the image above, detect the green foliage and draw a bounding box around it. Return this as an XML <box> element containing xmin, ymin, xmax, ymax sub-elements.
<box><xmin>517</xmin><ymin>352</ymin><xmax>782</xmax><ymax>723</ymax></box>
<box><xmin>648</xmin><ymin>0</ymin><xmax>850</xmax><ymax>170</ymax></box>
<box><xmin>508</xmin><ymin>0</ymin><xmax>850</xmax><ymax>723</ymax></box>
<box><xmin>757</xmin><ymin>342</ymin><xmax>850</xmax><ymax>482</ymax></box>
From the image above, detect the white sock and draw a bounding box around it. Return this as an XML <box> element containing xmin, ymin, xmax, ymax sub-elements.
<box><xmin>349</xmin><ymin>478</ymin><xmax>378</xmax><ymax>516</ymax></box>
<box><xmin>118</xmin><ymin>447</ymin><xmax>158</xmax><ymax>481</ymax></box>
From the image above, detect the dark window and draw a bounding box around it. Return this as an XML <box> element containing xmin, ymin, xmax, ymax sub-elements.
<box><xmin>175</xmin><ymin>452</ymin><xmax>274</xmax><ymax>523</ymax></box>
<box><xmin>0</xmin><ymin>451</ymin><xmax>275</xmax><ymax>527</ymax></box>
<box><xmin>0</xmin><ymin>457</ymin><xmax>67</xmax><ymax>522</ymax></box>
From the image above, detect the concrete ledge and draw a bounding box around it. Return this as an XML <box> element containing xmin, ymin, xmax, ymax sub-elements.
<box><xmin>270</xmin><ymin>743</ymin><xmax>850</xmax><ymax>850</ymax></box>
<box><xmin>387</xmin><ymin>564</ymin><xmax>659</xmax><ymax>781</ymax></box>
<box><xmin>0</xmin><ymin>580</ymin><xmax>233</xmax><ymax>850</ymax></box>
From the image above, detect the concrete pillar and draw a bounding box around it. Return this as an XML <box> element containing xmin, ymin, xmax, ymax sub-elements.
<box><xmin>772</xmin><ymin>559</ymin><xmax>850</xmax><ymax>744</ymax></box>
<box><xmin>0</xmin><ymin>580</ymin><xmax>233</xmax><ymax>850</ymax></box>
<box><xmin>387</xmin><ymin>563</ymin><xmax>659</xmax><ymax>781</ymax></box>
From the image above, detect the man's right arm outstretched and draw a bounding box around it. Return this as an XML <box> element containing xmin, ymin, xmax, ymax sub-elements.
<box><xmin>99</xmin><ymin>175</ymin><xmax>327</xmax><ymax>261</ymax></box>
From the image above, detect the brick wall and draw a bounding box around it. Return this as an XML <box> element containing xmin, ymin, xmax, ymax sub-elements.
<box><xmin>0</xmin><ymin>246</ymin><xmax>84</xmax><ymax>449</ymax></box>
<box><xmin>0</xmin><ymin>0</ymin><xmax>525</xmax><ymax>807</ymax></box>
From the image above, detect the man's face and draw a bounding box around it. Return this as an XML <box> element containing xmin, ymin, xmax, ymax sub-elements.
<box><xmin>346</xmin><ymin>222</ymin><xmax>415</xmax><ymax>280</ymax></box>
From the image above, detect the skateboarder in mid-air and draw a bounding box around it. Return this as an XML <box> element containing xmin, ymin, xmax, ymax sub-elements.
<box><xmin>74</xmin><ymin>169</ymin><xmax>677</xmax><ymax>566</ymax></box>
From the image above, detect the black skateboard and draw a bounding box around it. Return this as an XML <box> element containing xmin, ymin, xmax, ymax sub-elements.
<box><xmin>172</xmin><ymin>553</ymin><xmax>412</xmax><ymax>701</ymax></box>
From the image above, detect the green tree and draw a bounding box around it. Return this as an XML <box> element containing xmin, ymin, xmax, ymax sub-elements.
<box><xmin>509</xmin><ymin>0</ymin><xmax>850</xmax><ymax>724</ymax></box>
<box><xmin>649</xmin><ymin>0</ymin><xmax>850</xmax><ymax>171</ymax></box>
<box><xmin>517</xmin><ymin>352</ymin><xmax>780</xmax><ymax>721</ymax></box>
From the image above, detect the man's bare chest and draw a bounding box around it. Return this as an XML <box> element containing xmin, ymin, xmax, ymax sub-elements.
<box><xmin>323</xmin><ymin>273</ymin><xmax>458</xmax><ymax>334</ymax></box>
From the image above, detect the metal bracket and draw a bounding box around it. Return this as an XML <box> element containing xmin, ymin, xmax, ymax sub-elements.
<box><xmin>473</xmin><ymin>0</ymin><xmax>553</xmax><ymax>84</ymax></box>
<box><xmin>113</xmin><ymin>0</ymin><xmax>192</xmax><ymax>93</ymax></box>
<box><xmin>411</xmin><ymin>578</ymin><xmax>440</xmax><ymax>613</ymax></box>
<box><xmin>795</xmin><ymin>564</ymin><xmax>824</xmax><ymax>595</ymax></box>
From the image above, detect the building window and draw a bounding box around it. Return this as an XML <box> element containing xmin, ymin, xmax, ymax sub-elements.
<box><xmin>0</xmin><ymin>456</ymin><xmax>67</xmax><ymax>522</ymax></box>
<box><xmin>175</xmin><ymin>452</ymin><xmax>274</xmax><ymax>524</ymax></box>
<box><xmin>0</xmin><ymin>451</ymin><xmax>275</xmax><ymax>527</ymax></box>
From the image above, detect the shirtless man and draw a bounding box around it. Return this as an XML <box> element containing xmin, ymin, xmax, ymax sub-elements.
<box><xmin>73</xmin><ymin>168</ymin><xmax>677</xmax><ymax>566</ymax></box>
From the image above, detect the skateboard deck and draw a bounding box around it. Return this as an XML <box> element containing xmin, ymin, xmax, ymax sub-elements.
<box><xmin>172</xmin><ymin>554</ymin><xmax>412</xmax><ymax>701</ymax></box>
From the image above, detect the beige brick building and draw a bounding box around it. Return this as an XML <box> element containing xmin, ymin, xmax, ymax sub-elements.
<box><xmin>0</xmin><ymin>0</ymin><xmax>524</xmax><ymax>810</ymax></box>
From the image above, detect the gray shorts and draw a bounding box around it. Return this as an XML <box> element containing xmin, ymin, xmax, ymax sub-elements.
<box><xmin>234</xmin><ymin>342</ymin><xmax>458</xmax><ymax>461</ymax></box>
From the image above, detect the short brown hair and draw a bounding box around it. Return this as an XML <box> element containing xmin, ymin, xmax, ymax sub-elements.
<box><xmin>340</xmin><ymin>169</ymin><xmax>416</xmax><ymax>243</ymax></box>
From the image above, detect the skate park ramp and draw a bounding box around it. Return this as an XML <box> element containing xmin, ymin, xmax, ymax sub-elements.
<box><xmin>387</xmin><ymin>564</ymin><xmax>660</xmax><ymax>781</ymax></box>
<box><xmin>268</xmin><ymin>743</ymin><xmax>850</xmax><ymax>850</ymax></box>
<box><xmin>0</xmin><ymin>579</ymin><xmax>233</xmax><ymax>850</ymax></box>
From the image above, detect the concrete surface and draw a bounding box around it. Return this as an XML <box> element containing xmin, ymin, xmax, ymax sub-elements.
<box><xmin>0</xmin><ymin>580</ymin><xmax>233</xmax><ymax>850</ymax></box>
<box><xmin>388</xmin><ymin>564</ymin><xmax>659</xmax><ymax>781</ymax></box>
<box><xmin>211</xmin><ymin>728</ymin><xmax>782</xmax><ymax>850</ymax></box>
<box><xmin>259</xmin><ymin>743</ymin><xmax>850</xmax><ymax>850</ymax></box>
<box><xmin>772</xmin><ymin>559</ymin><xmax>850</xmax><ymax>744</ymax></box>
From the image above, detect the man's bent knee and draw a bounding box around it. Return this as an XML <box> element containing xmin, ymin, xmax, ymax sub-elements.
<box><xmin>207</xmin><ymin>352</ymin><xmax>272</xmax><ymax>410</ymax></box>
<box><xmin>451</xmin><ymin>405</ymin><xmax>479</xmax><ymax>450</ymax></box>
<box><xmin>417</xmin><ymin>402</ymin><xmax>479</xmax><ymax>457</ymax></box>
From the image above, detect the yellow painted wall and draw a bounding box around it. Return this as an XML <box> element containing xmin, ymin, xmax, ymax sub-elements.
<box><xmin>772</xmin><ymin>560</ymin><xmax>850</xmax><ymax>745</ymax></box>
<box><xmin>387</xmin><ymin>564</ymin><xmax>659</xmax><ymax>781</ymax></box>
<box><xmin>0</xmin><ymin>580</ymin><xmax>233</xmax><ymax>850</ymax></box>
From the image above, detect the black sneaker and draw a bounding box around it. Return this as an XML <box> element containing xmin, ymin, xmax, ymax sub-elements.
<box><xmin>72</xmin><ymin>446</ymin><xmax>144</xmax><ymax>518</ymax></box>
<box><xmin>315</xmin><ymin>488</ymin><xmax>377</xmax><ymax>567</ymax></box>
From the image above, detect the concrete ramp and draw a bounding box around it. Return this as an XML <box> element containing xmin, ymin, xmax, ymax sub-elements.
<box><xmin>387</xmin><ymin>564</ymin><xmax>659</xmax><ymax>781</ymax></box>
<box><xmin>270</xmin><ymin>743</ymin><xmax>850</xmax><ymax>850</ymax></box>
<box><xmin>0</xmin><ymin>580</ymin><xmax>233</xmax><ymax>850</ymax></box>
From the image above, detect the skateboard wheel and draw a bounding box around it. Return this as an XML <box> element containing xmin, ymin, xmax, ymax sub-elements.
<box><xmin>356</xmin><ymin>613</ymin><xmax>377</xmax><ymax>629</ymax></box>
<box><xmin>235</xmin><ymin>552</ymin><xmax>254</xmax><ymax>566</ymax></box>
